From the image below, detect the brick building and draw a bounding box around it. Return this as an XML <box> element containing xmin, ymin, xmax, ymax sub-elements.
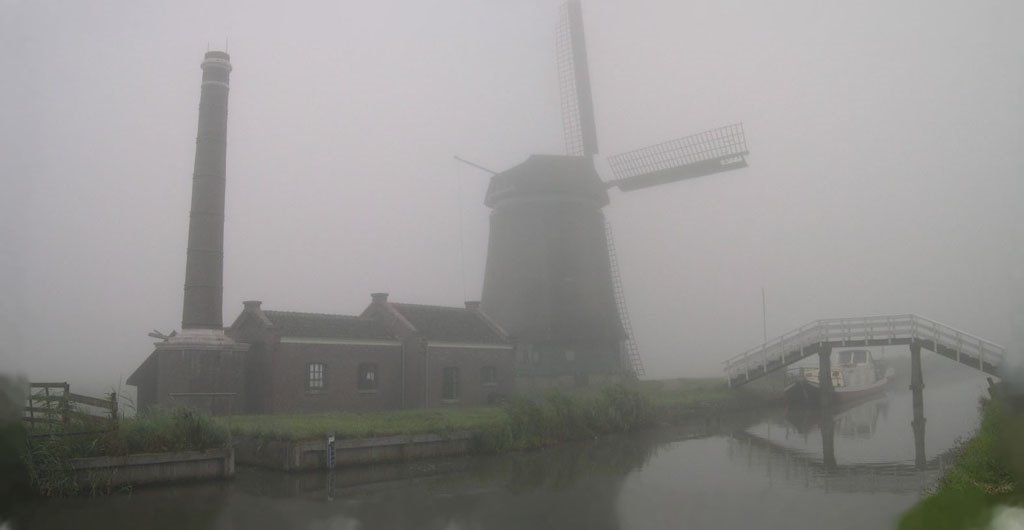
<box><xmin>128</xmin><ymin>293</ymin><xmax>516</xmax><ymax>415</ymax></box>
<box><xmin>126</xmin><ymin>52</ymin><xmax>518</xmax><ymax>416</ymax></box>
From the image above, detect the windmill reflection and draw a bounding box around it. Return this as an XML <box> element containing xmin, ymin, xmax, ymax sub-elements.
<box><xmin>221</xmin><ymin>431</ymin><xmax>665</xmax><ymax>530</ymax></box>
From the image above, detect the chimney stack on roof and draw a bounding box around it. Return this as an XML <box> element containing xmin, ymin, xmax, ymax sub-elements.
<box><xmin>243</xmin><ymin>300</ymin><xmax>262</xmax><ymax>310</ymax></box>
<box><xmin>371</xmin><ymin>293</ymin><xmax>389</xmax><ymax>303</ymax></box>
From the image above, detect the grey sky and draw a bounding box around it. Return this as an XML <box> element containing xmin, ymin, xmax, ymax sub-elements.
<box><xmin>2</xmin><ymin>0</ymin><xmax>1023</xmax><ymax>391</ymax></box>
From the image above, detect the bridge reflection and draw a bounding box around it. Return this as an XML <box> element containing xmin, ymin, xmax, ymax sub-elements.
<box><xmin>728</xmin><ymin>394</ymin><xmax>955</xmax><ymax>495</ymax></box>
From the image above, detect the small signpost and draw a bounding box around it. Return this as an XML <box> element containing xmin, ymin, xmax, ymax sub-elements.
<box><xmin>326</xmin><ymin>433</ymin><xmax>336</xmax><ymax>470</ymax></box>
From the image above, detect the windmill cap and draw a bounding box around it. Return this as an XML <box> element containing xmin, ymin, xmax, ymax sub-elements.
<box><xmin>484</xmin><ymin>154</ymin><xmax>609</xmax><ymax>208</ymax></box>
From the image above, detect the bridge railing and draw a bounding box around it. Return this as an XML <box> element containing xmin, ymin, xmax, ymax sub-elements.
<box><xmin>907</xmin><ymin>315</ymin><xmax>1005</xmax><ymax>369</ymax></box>
<box><xmin>724</xmin><ymin>314</ymin><xmax>1006</xmax><ymax>384</ymax></box>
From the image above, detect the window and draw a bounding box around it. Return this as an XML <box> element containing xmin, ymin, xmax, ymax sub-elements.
<box><xmin>358</xmin><ymin>363</ymin><xmax>378</xmax><ymax>391</ymax></box>
<box><xmin>307</xmin><ymin>363</ymin><xmax>325</xmax><ymax>391</ymax></box>
<box><xmin>442</xmin><ymin>367</ymin><xmax>460</xmax><ymax>400</ymax></box>
<box><xmin>525</xmin><ymin>345</ymin><xmax>540</xmax><ymax>364</ymax></box>
<box><xmin>481</xmin><ymin>366</ymin><xmax>498</xmax><ymax>386</ymax></box>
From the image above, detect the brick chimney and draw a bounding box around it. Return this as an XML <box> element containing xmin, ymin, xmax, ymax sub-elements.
<box><xmin>371</xmin><ymin>292</ymin><xmax>389</xmax><ymax>304</ymax></box>
<box><xmin>181</xmin><ymin>50</ymin><xmax>233</xmax><ymax>331</ymax></box>
<box><xmin>243</xmin><ymin>300</ymin><xmax>262</xmax><ymax>311</ymax></box>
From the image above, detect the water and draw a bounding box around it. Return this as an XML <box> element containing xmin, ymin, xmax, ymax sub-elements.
<box><xmin>8</xmin><ymin>374</ymin><xmax>990</xmax><ymax>530</ymax></box>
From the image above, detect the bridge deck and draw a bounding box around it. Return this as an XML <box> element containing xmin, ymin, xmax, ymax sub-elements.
<box><xmin>724</xmin><ymin>315</ymin><xmax>1005</xmax><ymax>387</ymax></box>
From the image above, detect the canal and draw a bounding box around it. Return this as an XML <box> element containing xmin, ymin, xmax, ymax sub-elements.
<box><xmin>10</xmin><ymin>371</ymin><xmax>990</xmax><ymax>530</ymax></box>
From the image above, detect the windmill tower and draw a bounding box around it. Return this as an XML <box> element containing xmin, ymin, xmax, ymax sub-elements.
<box><xmin>479</xmin><ymin>1</ymin><xmax>750</xmax><ymax>382</ymax></box>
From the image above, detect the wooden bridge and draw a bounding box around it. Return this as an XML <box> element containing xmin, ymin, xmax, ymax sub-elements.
<box><xmin>723</xmin><ymin>314</ymin><xmax>1006</xmax><ymax>388</ymax></box>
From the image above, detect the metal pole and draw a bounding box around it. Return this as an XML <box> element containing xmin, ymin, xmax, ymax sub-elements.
<box><xmin>423</xmin><ymin>339</ymin><xmax>429</xmax><ymax>408</ymax></box>
<box><xmin>453</xmin><ymin>155</ymin><xmax>497</xmax><ymax>175</ymax></box>
<box><xmin>762</xmin><ymin>287</ymin><xmax>768</xmax><ymax>345</ymax></box>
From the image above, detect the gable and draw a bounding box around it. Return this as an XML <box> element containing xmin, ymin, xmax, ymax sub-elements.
<box><xmin>389</xmin><ymin>303</ymin><xmax>507</xmax><ymax>344</ymax></box>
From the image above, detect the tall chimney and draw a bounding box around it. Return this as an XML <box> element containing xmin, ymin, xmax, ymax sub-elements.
<box><xmin>182</xmin><ymin>51</ymin><xmax>232</xmax><ymax>330</ymax></box>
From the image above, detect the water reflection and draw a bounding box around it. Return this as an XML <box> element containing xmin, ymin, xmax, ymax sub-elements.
<box><xmin>11</xmin><ymin>480</ymin><xmax>232</xmax><ymax>530</ymax></box>
<box><xmin>730</xmin><ymin>388</ymin><xmax>967</xmax><ymax>495</ymax></box>
<box><xmin>13</xmin><ymin>430</ymin><xmax>668</xmax><ymax>530</ymax></box>
<box><xmin>235</xmin><ymin>435</ymin><xmax>661</xmax><ymax>530</ymax></box>
<box><xmin>9</xmin><ymin>378</ymin><xmax>987</xmax><ymax>530</ymax></box>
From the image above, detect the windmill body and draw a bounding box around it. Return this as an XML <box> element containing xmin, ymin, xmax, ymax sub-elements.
<box><xmin>479</xmin><ymin>1</ymin><xmax>750</xmax><ymax>382</ymax></box>
<box><xmin>480</xmin><ymin>155</ymin><xmax>625</xmax><ymax>380</ymax></box>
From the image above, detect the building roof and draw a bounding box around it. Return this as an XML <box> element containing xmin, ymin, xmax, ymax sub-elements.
<box><xmin>389</xmin><ymin>303</ymin><xmax>507</xmax><ymax>344</ymax></box>
<box><xmin>262</xmin><ymin>310</ymin><xmax>396</xmax><ymax>340</ymax></box>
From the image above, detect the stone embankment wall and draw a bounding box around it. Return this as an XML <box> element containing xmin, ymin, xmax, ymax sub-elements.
<box><xmin>69</xmin><ymin>448</ymin><xmax>234</xmax><ymax>489</ymax></box>
<box><xmin>234</xmin><ymin>432</ymin><xmax>475</xmax><ymax>471</ymax></box>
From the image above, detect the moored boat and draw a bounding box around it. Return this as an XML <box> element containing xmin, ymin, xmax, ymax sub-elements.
<box><xmin>784</xmin><ymin>349</ymin><xmax>894</xmax><ymax>405</ymax></box>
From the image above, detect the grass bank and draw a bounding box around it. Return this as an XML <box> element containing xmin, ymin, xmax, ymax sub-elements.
<box><xmin>899</xmin><ymin>394</ymin><xmax>1024</xmax><ymax>530</ymax></box>
<box><xmin>221</xmin><ymin>378</ymin><xmax>753</xmax><ymax>448</ymax></box>
<box><xmin>222</xmin><ymin>407</ymin><xmax>508</xmax><ymax>442</ymax></box>
<box><xmin>637</xmin><ymin>377</ymin><xmax>756</xmax><ymax>410</ymax></box>
<box><xmin>222</xmin><ymin>385</ymin><xmax>656</xmax><ymax>448</ymax></box>
<box><xmin>12</xmin><ymin>379</ymin><xmax>753</xmax><ymax>495</ymax></box>
<box><xmin>23</xmin><ymin>409</ymin><xmax>230</xmax><ymax>497</ymax></box>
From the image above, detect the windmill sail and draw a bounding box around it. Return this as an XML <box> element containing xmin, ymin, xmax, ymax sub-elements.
<box><xmin>607</xmin><ymin>123</ymin><xmax>749</xmax><ymax>191</ymax></box>
<box><xmin>604</xmin><ymin>218</ymin><xmax>645</xmax><ymax>377</ymax></box>
<box><xmin>557</xmin><ymin>0</ymin><xmax>599</xmax><ymax>156</ymax></box>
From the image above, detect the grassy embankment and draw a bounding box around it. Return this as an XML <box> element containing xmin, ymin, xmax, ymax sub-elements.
<box><xmin>18</xmin><ymin>409</ymin><xmax>230</xmax><ymax>497</ymax></box>
<box><xmin>222</xmin><ymin>384</ymin><xmax>655</xmax><ymax>452</ymax></box>
<box><xmin>899</xmin><ymin>393</ymin><xmax>1024</xmax><ymax>530</ymax></box>
<box><xmin>220</xmin><ymin>378</ymin><xmax>752</xmax><ymax>448</ymax></box>
<box><xmin>8</xmin><ymin>378</ymin><xmax>749</xmax><ymax>497</ymax></box>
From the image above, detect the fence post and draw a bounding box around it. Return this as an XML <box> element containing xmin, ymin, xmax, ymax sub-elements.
<box><xmin>27</xmin><ymin>388</ymin><xmax>34</xmax><ymax>426</ymax></box>
<box><xmin>42</xmin><ymin>385</ymin><xmax>51</xmax><ymax>432</ymax></box>
<box><xmin>109</xmin><ymin>391</ymin><xmax>119</xmax><ymax>425</ymax></box>
<box><xmin>62</xmin><ymin>382</ymin><xmax>70</xmax><ymax>429</ymax></box>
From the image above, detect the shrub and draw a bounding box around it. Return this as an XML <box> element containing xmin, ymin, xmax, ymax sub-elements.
<box><xmin>23</xmin><ymin>408</ymin><xmax>229</xmax><ymax>497</ymax></box>
<box><xmin>475</xmin><ymin>385</ymin><xmax>653</xmax><ymax>453</ymax></box>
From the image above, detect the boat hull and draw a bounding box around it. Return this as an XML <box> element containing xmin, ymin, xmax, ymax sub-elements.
<box><xmin>784</xmin><ymin>376</ymin><xmax>889</xmax><ymax>405</ymax></box>
<box><xmin>833</xmin><ymin>377</ymin><xmax>888</xmax><ymax>402</ymax></box>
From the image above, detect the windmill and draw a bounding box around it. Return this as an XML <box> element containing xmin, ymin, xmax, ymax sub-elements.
<box><xmin>479</xmin><ymin>0</ymin><xmax>750</xmax><ymax>381</ymax></box>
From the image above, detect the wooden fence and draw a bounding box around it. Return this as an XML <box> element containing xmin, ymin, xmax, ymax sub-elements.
<box><xmin>24</xmin><ymin>382</ymin><xmax>118</xmax><ymax>435</ymax></box>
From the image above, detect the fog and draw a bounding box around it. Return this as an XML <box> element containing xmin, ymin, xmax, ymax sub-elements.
<box><xmin>2</xmin><ymin>0</ymin><xmax>1023</xmax><ymax>392</ymax></box>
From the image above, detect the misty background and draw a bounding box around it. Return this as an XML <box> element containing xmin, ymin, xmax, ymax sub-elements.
<box><xmin>2</xmin><ymin>0</ymin><xmax>1024</xmax><ymax>395</ymax></box>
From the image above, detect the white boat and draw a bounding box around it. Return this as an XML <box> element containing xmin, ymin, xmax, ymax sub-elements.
<box><xmin>784</xmin><ymin>349</ymin><xmax>895</xmax><ymax>404</ymax></box>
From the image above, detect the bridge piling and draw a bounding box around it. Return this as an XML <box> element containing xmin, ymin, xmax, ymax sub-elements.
<box><xmin>910</xmin><ymin>340</ymin><xmax>927</xmax><ymax>470</ymax></box>
<box><xmin>818</xmin><ymin>345</ymin><xmax>834</xmax><ymax>411</ymax></box>
<box><xmin>822</xmin><ymin>408</ymin><xmax>837</xmax><ymax>470</ymax></box>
